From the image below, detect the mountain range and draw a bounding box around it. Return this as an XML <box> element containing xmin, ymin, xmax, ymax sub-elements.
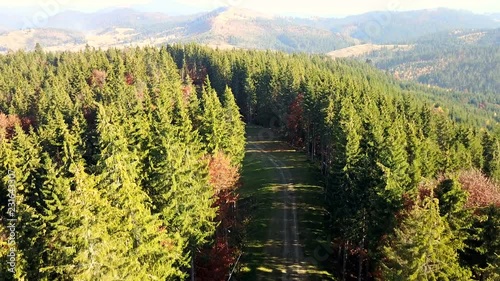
<box><xmin>0</xmin><ymin>7</ymin><xmax>498</xmax><ymax>53</ymax></box>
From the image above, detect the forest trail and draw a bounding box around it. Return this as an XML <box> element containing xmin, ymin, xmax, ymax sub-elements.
<box><xmin>249</xmin><ymin>140</ymin><xmax>304</xmax><ymax>280</ymax></box>
<box><xmin>238</xmin><ymin>126</ymin><xmax>334</xmax><ymax>281</ymax></box>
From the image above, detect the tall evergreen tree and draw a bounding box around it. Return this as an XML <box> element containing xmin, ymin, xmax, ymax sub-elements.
<box><xmin>92</xmin><ymin>104</ymin><xmax>186</xmax><ymax>280</ymax></box>
<box><xmin>482</xmin><ymin>132</ymin><xmax>500</xmax><ymax>181</ymax></box>
<box><xmin>139</xmin><ymin>62</ymin><xmax>217</xmax><ymax>275</ymax></box>
<box><xmin>221</xmin><ymin>86</ymin><xmax>245</xmax><ymax>165</ymax></box>
<box><xmin>382</xmin><ymin>197</ymin><xmax>471</xmax><ymax>280</ymax></box>
<box><xmin>199</xmin><ymin>79</ymin><xmax>226</xmax><ymax>154</ymax></box>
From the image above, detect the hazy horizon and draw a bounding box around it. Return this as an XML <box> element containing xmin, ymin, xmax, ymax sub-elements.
<box><xmin>1</xmin><ymin>0</ymin><xmax>500</xmax><ymax>18</ymax></box>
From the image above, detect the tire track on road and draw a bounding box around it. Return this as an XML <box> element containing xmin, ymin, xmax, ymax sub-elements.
<box><xmin>250</xmin><ymin>140</ymin><xmax>304</xmax><ymax>280</ymax></box>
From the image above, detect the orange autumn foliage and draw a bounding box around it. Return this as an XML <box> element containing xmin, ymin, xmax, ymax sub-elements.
<box><xmin>196</xmin><ymin>151</ymin><xmax>241</xmax><ymax>280</ymax></box>
<box><xmin>195</xmin><ymin>236</ymin><xmax>236</xmax><ymax>281</ymax></box>
<box><xmin>125</xmin><ymin>72</ymin><xmax>135</xmax><ymax>85</ymax></box>
<box><xmin>88</xmin><ymin>69</ymin><xmax>107</xmax><ymax>88</ymax></box>
<box><xmin>0</xmin><ymin>112</ymin><xmax>21</xmax><ymax>139</ymax></box>
<box><xmin>207</xmin><ymin>151</ymin><xmax>239</xmax><ymax>194</ymax></box>
<box><xmin>408</xmin><ymin>170</ymin><xmax>500</xmax><ymax>211</ymax></box>
<box><xmin>459</xmin><ymin>169</ymin><xmax>500</xmax><ymax>208</ymax></box>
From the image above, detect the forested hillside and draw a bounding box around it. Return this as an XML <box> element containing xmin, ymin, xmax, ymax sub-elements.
<box><xmin>2</xmin><ymin>7</ymin><xmax>499</xmax><ymax>54</ymax></box>
<box><xmin>0</xmin><ymin>46</ymin><xmax>245</xmax><ymax>280</ymax></box>
<box><xmin>298</xmin><ymin>8</ymin><xmax>500</xmax><ymax>44</ymax></box>
<box><xmin>0</xmin><ymin>45</ymin><xmax>499</xmax><ymax>280</ymax></box>
<box><xmin>364</xmin><ymin>28</ymin><xmax>500</xmax><ymax>96</ymax></box>
<box><xmin>168</xmin><ymin>45</ymin><xmax>499</xmax><ymax>280</ymax></box>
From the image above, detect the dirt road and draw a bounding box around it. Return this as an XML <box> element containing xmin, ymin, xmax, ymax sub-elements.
<box><xmin>238</xmin><ymin>126</ymin><xmax>333</xmax><ymax>281</ymax></box>
<box><xmin>249</xmin><ymin>140</ymin><xmax>305</xmax><ymax>280</ymax></box>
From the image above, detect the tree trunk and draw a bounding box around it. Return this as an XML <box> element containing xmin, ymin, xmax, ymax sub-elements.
<box><xmin>342</xmin><ymin>241</ymin><xmax>348</xmax><ymax>281</ymax></box>
<box><xmin>312</xmin><ymin>127</ymin><xmax>316</xmax><ymax>161</ymax></box>
<box><xmin>307</xmin><ymin>124</ymin><xmax>312</xmax><ymax>160</ymax></box>
<box><xmin>358</xmin><ymin>209</ymin><xmax>366</xmax><ymax>281</ymax></box>
<box><xmin>191</xmin><ymin>252</ymin><xmax>195</xmax><ymax>281</ymax></box>
<box><xmin>358</xmin><ymin>245</ymin><xmax>363</xmax><ymax>281</ymax></box>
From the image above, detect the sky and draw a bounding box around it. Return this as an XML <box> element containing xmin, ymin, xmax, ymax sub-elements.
<box><xmin>2</xmin><ymin>0</ymin><xmax>500</xmax><ymax>17</ymax></box>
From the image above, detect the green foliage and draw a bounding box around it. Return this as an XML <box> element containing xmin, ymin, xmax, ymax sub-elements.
<box><xmin>0</xmin><ymin>46</ymin><xmax>246</xmax><ymax>280</ymax></box>
<box><xmin>359</xmin><ymin>31</ymin><xmax>500</xmax><ymax>131</ymax></box>
<box><xmin>462</xmin><ymin>206</ymin><xmax>500</xmax><ymax>281</ymax></box>
<box><xmin>164</xmin><ymin>44</ymin><xmax>499</xmax><ymax>279</ymax></box>
<box><xmin>221</xmin><ymin>86</ymin><xmax>246</xmax><ymax>165</ymax></box>
<box><xmin>482</xmin><ymin>132</ymin><xmax>500</xmax><ymax>181</ymax></box>
<box><xmin>0</xmin><ymin>43</ymin><xmax>497</xmax><ymax>280</ymax></box>
<box><xmin>382</xmin><ymin>197</ymin><xmax>471</xmax><ymax>280</ymax></box>
<box><xmin>199</xmin><ymin>79</ymin><xmax>226</xmax><ymax>154</ymax></box>
<box><xmin>435</xmin><ymin>178</ymin><xmax>474</xmax><ymax>256</ymax></box>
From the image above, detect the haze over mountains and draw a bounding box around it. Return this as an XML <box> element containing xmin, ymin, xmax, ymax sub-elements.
<box><xmin>0</xmin><ymin>7</ymin><xmax>498</xmax><ymax>53</ymax></box>
<box><xmin>0</xmin><ymin>4</ymin><xmax>499</xmax><ymax>279</ymax></box>
<box><xmin>0</xmin><ymin>6</ymin><xmax>498</xmax><ymax>97</ymax></box>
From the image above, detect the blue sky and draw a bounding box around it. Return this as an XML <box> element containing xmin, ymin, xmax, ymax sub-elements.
<box><xmin>5</xmin><ymin>0</ymin><xmax>500</xmax><ymax>17</ymax></box>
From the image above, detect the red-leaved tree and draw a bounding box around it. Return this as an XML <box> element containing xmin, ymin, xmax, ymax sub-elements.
<box><xmin>196</xmin><ymin>151</ymin><xmax>240</xmax><ymax>280</ymax></box>
<box><xmin>0</xmin><ymin>113</ymin><xmax>32</xmax><ymax>139</ymax></box>
<box><xmin>459</xmin><ymin>169</ymin><xmax>500</xmax><ymax>208</ymax></box>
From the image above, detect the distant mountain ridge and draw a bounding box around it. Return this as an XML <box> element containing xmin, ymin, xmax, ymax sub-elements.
<box><xmin>0</xmin><ymin>7</ymin><xmax>498</xmax><ymax>53</ymax></box>
<box><xmin>275</xmin><ymin>8</ymin><xmax>500</xmax><ymax>42</ymax></box>
<box><xmin>359</xmin><ymin>28</ymin><xmax>500</xmax><ymax>95</ymax></box>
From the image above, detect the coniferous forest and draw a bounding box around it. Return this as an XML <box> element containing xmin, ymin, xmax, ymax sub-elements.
<box><xmin>0</xmin><ymin>44</ymin><xmax>499</xmax><ymax>280</ymax></box>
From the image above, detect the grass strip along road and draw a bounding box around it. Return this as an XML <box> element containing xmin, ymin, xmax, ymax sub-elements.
<box><xmin>236</xmin><ymin>126</ymin><xmax>335</xmax><ymax>281</ymax></box>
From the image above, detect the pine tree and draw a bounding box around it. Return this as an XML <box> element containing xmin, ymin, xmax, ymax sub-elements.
<box><xmin>435</xmin><ymin>178</ymin><xmax>473</xmax><ymax>253</ymax></box>
<box><xmin>382</xmin><ymin>197</ymin><xmax>471</xmax><ymax>280</ymax></box>
<box><xmin>221</xmin><ymin>86</ymin><xmax>245</xmax><ymax>165</ymax></box>
<box><xmin>91</xmin><ymin>104</ymin><xmax>186</xmax><ymax>280</ymax></box>
<box><xmin>199</xmin><ymin>79</ymin><xmax>226</xmax><ymax>154</ymax></box>
<box><xmin>0</xmin><ymin>126</ymin><xmax>44</xmax><ymax>280</ymax></box>
<box><xmin>482</xmin><ymin>132</ymin><xmax>500</xmax><ymax>181</ymax></box>
<box><xmin>405</xmin><ymin>122</ymin><xmax>424</xmax><ymax>188</ymax></box>
<box><xmin>139</xmin><ymin>64</ymin><xmax>217</xmax><ymax>276</ymax></box>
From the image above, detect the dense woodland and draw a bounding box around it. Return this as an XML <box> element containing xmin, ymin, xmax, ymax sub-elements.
<box><xmin>365</xmin><ymin>29</ymin><xmax>500</xmax><ymax>99</ymax></box>
<box><xmin>0</xmin><ymin>46</ymin><xmax>245</xmax><ymax>280</ymax></box>
<box><xmin>170</xmin><ymin>45</ymin><xmax>499</xmax><ymax>280</ymax></box>
<box><xmin>0</xmin><ymin>44</ymin><xmax>499</xmax><ymax>280</ymax></box>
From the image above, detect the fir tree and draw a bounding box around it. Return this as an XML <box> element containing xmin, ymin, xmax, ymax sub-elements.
<box><xmin>199</xmin><ymin>79</ymin><xmax>226</xmax><ymax>154</ymax></box>
<box><xmin>221</xmin><ymin>86</ymin><xmax>245</xmax><ymax>165</ymax></box>
<box><xmin>382</xmin><ymin>197</ymin><xmax>471</xmax><ymax>280</ymax></box>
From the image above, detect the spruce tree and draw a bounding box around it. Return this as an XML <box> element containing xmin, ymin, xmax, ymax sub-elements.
<box><xmin>199</xmin><ymin>79</ymin><xmax>226</xmax><ymax>154</ymax></box>
<box><xmin>92</xmin><ymin>104</ymin><xmax>186</xmax><ymax>280</ymax></box>
<box><xmin>139</xmin><ymin>62</ymin><xmax>217</xmax><ymax>275</ymax></box>
<box><xmin>0</xmin><ymin>126</ymin><xmax>44</xmax><ymax>280</ymax></box>
<box><xmin>221</xmin><ymin>86</ymin><xmax>245</xmax><ymax>165</ymax></box>
<box><xmin>382</xmin><ymin>197</ymin><xmax>471</xmax><ymax>280</ymax></box>
<box><xmin>482</xmin><ymin>132</ymin><xmax>500</xmax><ymax>181</ymax></box>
